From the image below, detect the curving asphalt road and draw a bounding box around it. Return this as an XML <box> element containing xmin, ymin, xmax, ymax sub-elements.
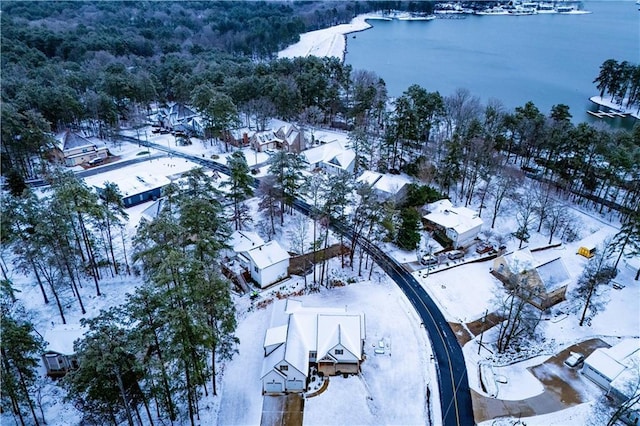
<box><xmin>119</xmin><ymin>136</ymin><xmax>475</xmax><ymax>425</ymax></box>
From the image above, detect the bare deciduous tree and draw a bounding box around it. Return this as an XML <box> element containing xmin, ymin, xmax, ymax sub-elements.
<box><xmin>572</xmin><ymin>242</ymin><xmax>617</xmax><ymax>326</ymax></box>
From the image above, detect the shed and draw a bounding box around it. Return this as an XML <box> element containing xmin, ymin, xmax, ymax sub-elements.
<box><xmin>42</xmin><ymin>326</ymin><xmax>83</xmax><ymax>378</ymax></box>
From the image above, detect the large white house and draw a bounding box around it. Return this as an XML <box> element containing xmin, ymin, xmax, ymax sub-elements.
<box><xmin>423</xmin><ymin>199</ymin><xmax>483</xmax><ymax>248</ymax></box>
<box><xmin>245</xmin><ymin>240</ymin><xmax>290</xmax><ymax>288</ymax></box>
<box><xmin>301</xmin><ymin>140</ymin><xmax>356</xmax><ymax>175</ymax></box>
<box><xmin>261</xmin><ymin>299</ymin><xmax>366</xmax><ymax>394</ymax></box>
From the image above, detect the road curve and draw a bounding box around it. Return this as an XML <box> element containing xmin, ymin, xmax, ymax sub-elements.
<box><xmin>120</xmin><ymin>136</ymin><xmax>475</xmax><ymax>426</ymax></box>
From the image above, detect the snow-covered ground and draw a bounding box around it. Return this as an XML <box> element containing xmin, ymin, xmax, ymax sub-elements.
<box><xmin>278</xmin><ymin>15</ymin><xmax>373</xmax><ymax>61</ymax></box>
<box><xmin>5</xmin><ymin>118</ymin><xmax>639</xmax><ymax>426</ymax></box>
<box><xmin>217</xmin><ymin>273</ymin><xmax>436</xmax><ymax>426</ymax></box>
<box><xmin>590</xmin><ymin>95</ymin><xmax>640</xmax><ymax>120</ymax></box>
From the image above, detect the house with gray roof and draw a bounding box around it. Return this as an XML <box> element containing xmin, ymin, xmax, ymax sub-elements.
<box><xmin>492</xmin><ymin>249</ymin><xmax>571</xmax><ymax>309</ymax></box>
<box><xmin>53</xmin><ymin>130</ymin><xmax>109</xmax><ymax>167</ymax></box>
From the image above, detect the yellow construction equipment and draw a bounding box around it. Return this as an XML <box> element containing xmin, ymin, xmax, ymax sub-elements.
<box><xmin>577</xmin><ymin>246</ymin><xmax>596</xmax><ymax>259</ymax></box>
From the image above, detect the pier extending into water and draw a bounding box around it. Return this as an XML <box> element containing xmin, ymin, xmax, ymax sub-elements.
<box><xmin>587</xmin><ymin>110</ymin><xmax>628</xmax><ymax>119</ymax></box>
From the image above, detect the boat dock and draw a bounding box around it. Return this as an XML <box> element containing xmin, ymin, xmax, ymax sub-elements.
<box><xmin>587</xmin><ymin>110</ymin><xmax>628</xmax><ymax>119</ymax></box>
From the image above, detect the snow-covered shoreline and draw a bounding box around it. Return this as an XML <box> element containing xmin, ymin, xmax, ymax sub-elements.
<box><xmin>278</xmin><ymin>14</ymin><xmax>375</xmax><ymax>61</ymax></box>
<box><xmin>590</xmin><ymin>95</ymin><xmax>640</xmax><ymax>120</ymax></box>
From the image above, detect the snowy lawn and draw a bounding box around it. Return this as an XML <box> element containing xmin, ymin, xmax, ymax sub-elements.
<box><xmin>216</xmin><ymin>270</ymin><xmax>436</xmax><ymax>426</ymax></box>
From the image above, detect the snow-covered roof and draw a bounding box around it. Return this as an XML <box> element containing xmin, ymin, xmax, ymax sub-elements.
<box><xmin>302</xmin><ymin>140</ymin><xmax>355</xmax><ymax>171</ymax></box>
<box><xmin>229</xmin><ymin>231</ymin><xmax>265</xmax><ymax>254</ymax></box>
<box><xmin>502</xmin><ymin>249</ymin><xmax>537</xmax><ymax>273</ymax></box>
<box><xmin>357</xmin><ymin>171</ymin><xmax>412</xmax><ymax>196</ymax></box>
<box><xmin>610</xmin><ymin>351</ymin><xmax>640</xmax><ymax>399</ymax></box>
<box><xmin>55</xmin><ymin>130</ymin><xmax>107</xmax><ymax>152</ymax></box>
<box><xmin>316</xmin><ymin>314</ymin><xmax>363</xmax><ymax>360</ymax></box>
<box><xmin>585</xmin><ymin>348</ymin><xmax>626</xmax><ymax>381</ymax></box>
<box><xmin>108</xmin><ymin>173</ymin><xmax>171</xmax><ymax>197</ymax></box>
<box><xmin>141</xmin><ymin>197</ymin><xmax>167</xmax><ymax>221</ymax></box>
<box><xmin>262</xmin><ymin>300</ymin><xmax>365</xmax><ymax>383</ymax></box>
<box><xmin>228</xmin><ymin>127</ymin><xmax>255</xmax><ymax>140</ymax></box>
<box><xmin>607</xmin><ymin>339</ymin><xmax>640</xmax><ymax>362</ymax></box>
<box><xmin>43</xmin><ymin>325</ymin><xmax>85</xmax><ymax>354</ymax></box>
<box><xmin>246</xmin><ymin>240</ymin><xmax>290</xmax><ymax>270</ymax></box>
<box><xmin>535</xmin><ymin>257</ymin><xmax>571</xmax><ymax>292</ymax></box>
<box><xmin>424</xmin><ymin>199</ymin><xmax>483</xmax><ymax>235</ymax></box>
<box><xmin>264</xmin><ymin>324</ymin><xmax>288</xmax><ymax>348</ymax></box>
<box><xmin>284</xmin><ymin>316</ymin><xmax>311</xmax><ymax>376</ymax></box>
<box><xmin>253</xmin><ymin>130</ymin><xmax>283</xmax><ymax>146</ymax></box>
<box><xmin>261</xmin><ymin>344</ymin><xmax>286</xmax><ymax>378</ymax></box>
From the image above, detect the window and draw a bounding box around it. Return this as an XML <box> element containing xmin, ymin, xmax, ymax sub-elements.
<box><xmin>334</xmin><ymin>349</ymin><xmax>343</xmax><ymax>355</ymax></box>
<box><xmin>309</xmin><ymin>351</ymin><xmax>317</xmax><ymax>359</ymax></box>
<box><xmin>279</xmin><ymin>365</ymin><xmax>288</xmax><ymax>371</ymax></box>
<box><xmin>254</xmin><ymin>266</ymin><xmax>259</xmax><ymax>273</ymax></box>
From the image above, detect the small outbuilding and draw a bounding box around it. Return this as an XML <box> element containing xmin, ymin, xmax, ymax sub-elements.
<box><xmin>42</xmin><ymin>326</ymin><xmax>83</xmax><ymax>378</ymax></box>
<box><xmin>245</xmin><ymin>240</ymin><xmax>290</xmax><ymax>288</ymax></box>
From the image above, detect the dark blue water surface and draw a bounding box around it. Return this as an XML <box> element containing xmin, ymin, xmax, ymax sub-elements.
<box><xmin>345</xmin><ymin>1</ymin><xmax>639</xmax><ymax>123</ymax></box>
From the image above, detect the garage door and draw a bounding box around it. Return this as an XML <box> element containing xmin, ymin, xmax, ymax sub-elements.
<box><xmin>286</xmin><ymin>380</ymin><xmax>304</xmax><ymax>392</ymax></box>
<box><xmin>264</xmin><ymin>381</ymin><xmax>284</xmax><ymax>393</ymax></box>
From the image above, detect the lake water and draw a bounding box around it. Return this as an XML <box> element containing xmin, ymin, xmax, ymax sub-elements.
<box><xmin>345</xmin><ymin>1</ymin><xmax>639</xmax><ymax>124</ymax></box>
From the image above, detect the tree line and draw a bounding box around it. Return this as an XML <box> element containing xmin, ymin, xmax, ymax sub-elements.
<box><xmin>1</xmin><ymin>168</ymin><xmax>239</xmax><ymax>425</ymax></box>
<box><xmin>594</xmin><ymin>58</ymin><xmax>640</xmax><ymax>112</ymax></box>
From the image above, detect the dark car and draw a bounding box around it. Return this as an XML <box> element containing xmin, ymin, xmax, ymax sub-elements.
<box><xmin>476</xmin><ymin>243</ymin><xmax>494</xmax><ymax>254</ymax></box>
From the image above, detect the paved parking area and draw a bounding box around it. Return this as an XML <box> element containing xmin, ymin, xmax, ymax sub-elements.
<box><xmin>472</xmin><ymin>338</ymin><xmax>610</xmax><ymax>423</ymax></box>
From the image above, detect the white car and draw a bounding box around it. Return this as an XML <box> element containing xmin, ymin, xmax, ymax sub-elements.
<box><xmin>564</xmin><ymin>352</ymin><xmax>584</xmax><ymax>368</ymax></box>
<box><xmin>447</xmin><ymin>250</ymin><xmax>464</xmax><ymax>260</ymax></box>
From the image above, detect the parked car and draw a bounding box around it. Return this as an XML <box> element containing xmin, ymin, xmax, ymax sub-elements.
<box><xmin>421</xmin><ymin>255</ymin><xmax>438</xmax><ymax>266</ymax></box>
<box><xmin>476</xmin><ymin>243</ymin><xmax>495</xmax><ymax>254</ymax></box>
<box><xmin>448</xmin><ymin>250</ymin><xmax>464</xmax><ymax>260</ymax></box>
<box><xmin>564</xmin><ymin>352</ymin><xmax>584</xmax><ymax>368</ymax></box>
<box><xmin>88</xmin><ymin>157</ymin><xmax>104</xmax><ymax>166</ymax></box>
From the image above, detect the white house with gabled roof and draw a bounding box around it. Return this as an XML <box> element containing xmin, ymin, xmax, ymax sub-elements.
<box><xmin>261</xmin><ymin>299</ymin><xmax>366</xmax><ymax>394</ymax></box>
<box><xmin>302</xmin><ymin>140</ymin><xmax>355</xmax><ymax>175</ymax></box>
<box><xmin>245</xmin><ymin>240</ymin><xmax>290</xmax><ymax>288</ymax></box>
<box><xmin>423</xmin><ymin>199</ymin><xmax>483</xmax><ymax>248</ymax></box>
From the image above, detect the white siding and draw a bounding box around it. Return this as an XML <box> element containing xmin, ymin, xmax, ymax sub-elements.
<box><xmin>253</xmin><ymin>259</ymin><xmax>289</xmax><ymax>288</ymax></box>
